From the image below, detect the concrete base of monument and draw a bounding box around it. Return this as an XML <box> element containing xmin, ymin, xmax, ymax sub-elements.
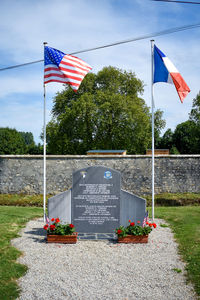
<box><xmin>78</xmin><ymin>233</ymin><xmax>117</xmax><ymax>240</ymax></box>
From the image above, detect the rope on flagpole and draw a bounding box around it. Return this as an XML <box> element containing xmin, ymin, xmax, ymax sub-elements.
<box><xmin>1</xmin><ymin>23</ymin><xmax>200</xmax><ymax>72</ymax></box>
<box><xmin>43</xmin><ymin>42</ymin><xmax>48</xmax><ymax>223</ymax></box>
<box><xmin>151</xmin><ymin>40</ymin><xmax>155</xmax><ymax>221</ymax></box>
<box><xmin>152</xmin><ymin>0</ymin><xmax>200</xmax><ymax>4</ymax></box>
<box><xmin>0</xmin><ymin>60</ymin><xmax>43</xmax><ymax>71</ymax></box>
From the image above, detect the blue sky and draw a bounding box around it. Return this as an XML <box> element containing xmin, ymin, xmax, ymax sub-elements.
<box><xmin>0</xmin><ymin>0</ymin><xmax>200</xmax><ymax>144</ymax></box>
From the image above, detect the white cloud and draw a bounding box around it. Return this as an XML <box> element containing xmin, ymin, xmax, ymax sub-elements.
<box><xmin>0</xmin><ymin>0</ymin><xmax>199</xmax><ymax>143</ymax></box>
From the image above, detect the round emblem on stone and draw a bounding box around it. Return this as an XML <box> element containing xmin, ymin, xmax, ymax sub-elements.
<box><xmin>104</xmin><ymin>171</ymin><xmax>112</xmax><ymax>179</ymax></box>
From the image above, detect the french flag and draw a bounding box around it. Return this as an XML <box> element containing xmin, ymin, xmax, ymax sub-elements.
<box><xmin>153</xmin><ymin>45</ymin><xmax>190</xmax><ymax>103</ymax></box>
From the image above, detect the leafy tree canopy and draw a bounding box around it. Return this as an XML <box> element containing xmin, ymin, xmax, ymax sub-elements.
<box><xmin>0</xmin><ymin>127</ymin><xmax>26</xmax><ymax>154</ymax></box>
<box><xmin>0</xmin><ymin>128</ymin><xmax>43</xmax><ymax>155</ymax></box>
<box><xmin>158</xmin><ymin>128</ymin><xmax>174</xmax><ymax>150</ymax></box>
<box><xmin>19</xmin><ymin>131</ymin><xmax>34</xmax><ymax>146</ymax></box>
<box><xmin>189</xmin><ymin>92</ymin><xmax>200</xmax><ymax>124</ymax></box>
<box><xmin>173</xmin><ymin>121</ymin><xmax>199</xmax><ymax>154</ymax></box>
<box><xmin>159</xmin><ymin>91</ymin><xmax>200</xmax><ymax>154</ymax></box>
<box><xmin>46</xmin><ymin>66</ymin><xmax>165</xmax><ymax>154</ymax></box>
<box><xmin>160</xmin><ymin>120</ymin><xmax>200</xmax><ymax>154</ymax></box>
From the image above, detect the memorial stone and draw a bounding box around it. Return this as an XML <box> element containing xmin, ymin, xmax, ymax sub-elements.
<box><xmin>72</xmin><ymin>166</ymin><xmax>120</xmax><ymax>233</ymax></box>
<box><xmin>48</xmin><ymin>165</ymin><xmax>147</xmax><ymax>238</ymax></box>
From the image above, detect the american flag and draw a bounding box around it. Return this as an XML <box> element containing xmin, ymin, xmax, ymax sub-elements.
<box><xmin>142</xmin><ymin>211</ymin><xmax>149</xmax><ymax>227</ymax></box>
<box><xmin>45</xmin><ymin>213</ymin><xmax>50</xmax><ymax>224</ymax></box>
<box><xmin>44</xmin><ymin>46</ymin><xmax>92</xmax><ymax>92</ymax></box>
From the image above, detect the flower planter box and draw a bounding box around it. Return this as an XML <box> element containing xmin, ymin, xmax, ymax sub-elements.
<box><xmin>47</xmin><ymin>232</ymin><xmax>78</xmax><ymax>244</ymax></box>
<box><xmin>118</xmin><ymin>234</ymin><xmax>148</xmax><ymax>244</ymax></box>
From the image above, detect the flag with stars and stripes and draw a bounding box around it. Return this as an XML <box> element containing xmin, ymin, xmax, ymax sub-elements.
<box><xmin>44</xmin><ymin>46</ymin><xmax>92</xmax><ymax>92</ymax></box>
<box><xmin>45</xmin><ymin>214</ymin><xmax>50</xmax><ymax>224</ymax></box>
<box><xmin>142</xmin><ymin>211</ymin><xmax>149</xmax><ymax>227</ymax></box>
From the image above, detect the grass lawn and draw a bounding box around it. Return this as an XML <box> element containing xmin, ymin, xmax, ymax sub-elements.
<box><xmin>0</xmin><ymin>206</ymin><xmax>42</xmax><ymax>300</ymax></box>
<box><xmin>154</xmin><ymin>206</ymin><xmax>200</xmax><ymax>298</ymax></box>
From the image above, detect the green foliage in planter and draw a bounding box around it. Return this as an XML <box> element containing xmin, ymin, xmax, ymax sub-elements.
<box><xmin>44</xmin><ymin>218</ymin><xmax>76</xmax><ymax>235</ymax></box>
<box><xmin>126</xmin><ymin>223</ymin><xmax>152</xmax><ymax>236</ymax></box>
<box><xmin>116</xmin><ymin>220</ymin><xmax>156</xmax><ymax>237</ymax></box>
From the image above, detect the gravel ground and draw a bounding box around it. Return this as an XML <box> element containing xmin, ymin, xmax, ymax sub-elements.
<box><xmin>12</xmin><ymin>218</ymin><xmax>197</xmax><ymax>300</ymax></box>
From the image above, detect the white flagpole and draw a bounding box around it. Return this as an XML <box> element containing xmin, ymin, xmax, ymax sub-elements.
<box><xmin>151</xmin><ymin>39</ymin><xmax>155</xmax><ymax>221</ymax></box>
<box><xmin>43</xmin><ymin>42</ymin><xmax>47</xmax><ymax>222</ymax></box>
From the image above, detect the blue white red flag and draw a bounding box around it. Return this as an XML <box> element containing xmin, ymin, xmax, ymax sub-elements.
<box><xmin>44</xmin><ymin>46</ymin><xmax>92</xmax><ymax>92</ymax></box>
<box><xmin>153</xmin><ymin>45</ymin><xmax>190</xmax><ymax>103</ymax></box>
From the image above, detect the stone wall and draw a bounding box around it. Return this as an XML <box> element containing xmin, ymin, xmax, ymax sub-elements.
<box><xmin>0</xmin><ymin>155</ymin><xmax>200</xmax><ymax>195</ymax></box>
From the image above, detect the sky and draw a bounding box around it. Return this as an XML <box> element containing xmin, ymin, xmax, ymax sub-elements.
<box><xmin>0</xmin><ymin>0</ymin><xmax>200</xmax><ymax>144</ymax></box>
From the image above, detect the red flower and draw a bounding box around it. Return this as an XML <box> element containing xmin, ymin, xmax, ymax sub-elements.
<box><xmin>51</xmin><ymin>218</ymin><xmax>55</xmax><ymax>222</ymax></box>
<box><xmin>117</xmin><ymin>229</ymin><xmax>122</xmax><ymax>235</ymax></box>
<box><xmin>149</xmin><ymin>223</ymin><xmax>153</xmax><ymax>227</ymax></box>
<box><xmin>153</xmin><ymin>223</ymin><xmax>157</xmax><ymax>228</ymax></box>
<box><xmin>128</xmin><ymin>219</ymin><xmax>131</xmax><ymax>223</ymax></box>
<box><xmin>69</xmin><ymin>224</ymin><xmax>74</xmax><ymax>228</ymax></box>
<box><xmin>146</xmin><ymin>221</ymin><xmax>149</xmax><ymax>225</ymax></box>
<box><xmin>130</xmin><ymin>222</ymin><xmax>135</xmax><ymax>226</ymax></box>
<box><xmin>137</xmin><ymin>221</ymin><xmax>141</xmax><ymax>224</ymax></box>
<box><xmin>43</xmin><ymin>224</ymin><xmax>48</xmax><ymax>230</ymax></box>
<box><xmin>55</xmin><ymin>218</ymin><xmax>60</xmax><ymax>223</ymax></box>
<box><xmin>50</xmin><ymin>224</ymin><xmax>56</xmax><ymax>230</ymax></box>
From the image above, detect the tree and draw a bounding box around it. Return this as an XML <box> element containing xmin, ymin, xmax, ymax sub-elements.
<box><xmin>19</xmin><ymin>131</ymin><xmax>35</xmax><ymax>146</ymax></box>
<box><xmin>19</xmin><ymin>131</ymin><xmax>36</xmax><ymax>153</ymax></box>
<box><xmin>188</xmin><ymin>92</ymin><xmax>200</xmax><ymax>153</ymax></box>
<box><xmin>173</xmin><ymin>121</ymin><xmax>199</xmax><ymax>154</ymax></box>
<box><xmin>153</xmin><ymin>110</ymin><xmax>166</xmax><ymax>148</ymax></box>
<box><xmin>155</xmin><ymin>92</ymin><xmax>200</xmax><ymax>154</ymax></box>
<box><xmin>19</xmin><ymin>131</ymin><xmax>44</xmax><ymax>154</ymax></box>
<box><xmin>26</xmin><ymin>143</ymin><xmax>43</xmax><ymax>154</ymax></box>
<box><xmin>158</xmin><ymin>128</ymin><xmax>174</xmax><ymax>149</ymax></box>
<box><xmin>189</xmin><ymin>92</ymin><xmax>200</xmax><ymax>124</ymax></box>
<box><xmin>170</xmin><ymin>146</ymin><xmax>180</xmax><ymax>154</ymax></box>
<box><xmin>158</xmin><ymin>128</ymin><xmax>181</xmax><ymax>154</ymax></box>
<box><xmin>0</xmin><ymin>127</ymin><xmax>26</xmax><ymax>154</ymax></box>
<box><xmin>46</xmin><ymin>66</ymin><xmax>165</xmax><ymax>154</ymax></box>
<box><xmin>0</xmin><ymin>128</ymin><xmax>43</xmax><ymax>155</ymax></box>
